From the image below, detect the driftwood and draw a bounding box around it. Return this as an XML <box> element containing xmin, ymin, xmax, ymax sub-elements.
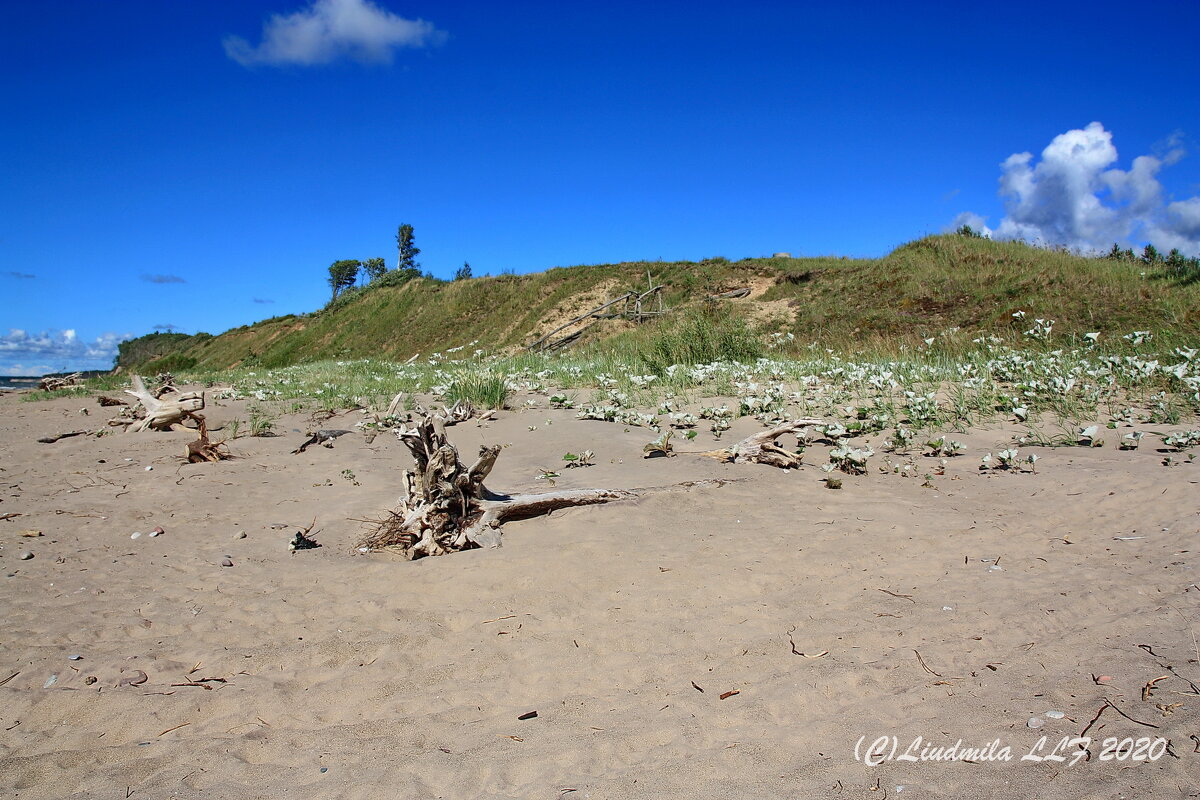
<box><xmin>124</xmin><ymin>376</ymin><xmax>204</xmax><ymax>432</ymax></box>
<box><xmin>527</xmin><ymin>293</ymin><xmax>635</xmax><ymax>351</ymax></box>
<box><xmin>184</xmin><ymin>413</ymin><xmax>229</xmax><ymax>463</ymax></box>
<box><xmin>699</xmin><ymin>418</ymin><xmax>822</xmax><ymax>469</ymax></box>
<box><xmin>37</xmin><ymin>430</ymin><xmax>90</xmax><ymax>444</ymax></box>
<box><xmin>712</xmin><ymin>287</ymin><xmax>752</xmax><ymax>299</ymax></box>
<box><xmin>291</xmin><ymin>429</ymin><xmax>352</xmax><ymax>454</ymax></box>
<box><xmin>96</xmin><ymin>395</ymin><xmax>126</xmax><ymax>407</ymax></box>
<box><xmin>382</xmin><ymin>395</ymin><xmax>474</xmax><ymax>422</ymax></box>
<box><xmin>361</xmin><ymin>407</ymin><xmax>735</xmax><ymax>559</ymax></box>
<box><xmin>38</xmin><ymin>373</ymin><xmax>82</xmax><ymax>391</ymax></box>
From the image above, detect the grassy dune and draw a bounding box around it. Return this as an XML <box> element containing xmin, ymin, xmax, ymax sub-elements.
<box><xmin>123</xmin><ymin>234</ymin><xmax>1200</xmax><ymax>372</ymax></box>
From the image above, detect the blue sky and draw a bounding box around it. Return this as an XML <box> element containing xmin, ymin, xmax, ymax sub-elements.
<box><xmin>2</xmin><ymin>0</ymin><xmax>1198</xmax><ymax>374</ymax></box>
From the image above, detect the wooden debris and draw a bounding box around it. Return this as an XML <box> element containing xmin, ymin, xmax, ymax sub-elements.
<box><xmin>913</xmin><ymin>649</ymin><xmax>942</xmax><ymax>677</ymax></box>
<box><xmin>361</xmin><ymin>407</ymin><xmax>736</xmax><ymax>559</ymax></box>
<box><xmin>1142</xmin><ymin>675</ymin><xmax>1171</xmax><ymax>701</ymax></box>
<box><xmin>124</xmin><ymin>375</ymin><xmax>204</xmax><ymax>432</ymax></box>
<box><xmin>96</xmin><ymin>395</ymin><xmax>126</xmax><ymax>407</ymax></box>
<box><xmin>698</xmin><ymin>418</ymin><xmax>822</xmax><ymax>469</ymax></box>
<box><xmin>184</xmin><ymin>414</ymin><xmax>230</xmax><ymax>463</ymax></box>
<box><xmin>38</xmin><ymin>373</ymin><xmax>81</xmax><ymax>391</ymax></box>
<box><xmin>291</xmin><ymin>429</ymin><xmax>352</xmax><ymax>454</ymax></box>
<box><xmin>712</xmin><ymin>287</ymin><xmax>752</xmax><ymax>299</ymax></box>
<box><xmin>37</xmin><ymin>430</ymin><xmax>90</xmax><ymax>444</ymax></box>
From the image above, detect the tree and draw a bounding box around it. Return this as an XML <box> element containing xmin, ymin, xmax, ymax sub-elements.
<box><xmin>454</xmin><ymin>261</ymin><xmax>473</xmax><ymax>281</ymax></box>
<box><xmin>1141</xmin><ymin>243</ymin><xmax>1162</xmax><ymax>264</ymax></box>
<box><xmin>362</xmin><ymin>257</ymin><xmax>387</xmax><ymax>282</ymax></box>
<box><xmin>328</xmin><ymin>259</ymin><xmax>360</xmax><ymax>300</ymax></box>
<box><xmin>396</xmin><ymin>224</ymin><xmax>421</xmax><ymax>279</ymax></box>
<box><xmin>955</xmin><ymin>224</ymin><xmax>984</xmax><ymax>239</ymax></box>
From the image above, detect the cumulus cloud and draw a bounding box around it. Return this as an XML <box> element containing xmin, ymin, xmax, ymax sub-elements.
<box><xmin>140</xmin><ymin>274</ymin><xmax>186</xmax><ymax>284</ymax></box>
<box><xmin>0</xmin><ymin>329</ymin><xmax>132</xmax><ymax>375</ymax></box>
<box><xmin>955</xmin><ymin>122</ymin><xmax>1200</xmax><ymax>256</ymax></box>
<box><xmin>4</xmin><ymin>271</ymin><xmax>35</xmax><ymax>279</ymax></box>
<box><xmin>252</xmin><ymin>297</ymin><xmax>275</xmax><ymax>304</ymax></box>
<box><xmin>224</xmin><ymin>0</ymin><xmax>445</xmax><ymax>67</ymax></box>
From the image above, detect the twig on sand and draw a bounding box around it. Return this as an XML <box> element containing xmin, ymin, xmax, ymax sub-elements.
<box><xmin>913</xmin><ymin>650</ymin><xmax>942</xmax><ymax>677</ymax></box>
<box><xmin>878</xmin><ymin>588</ymin><xmax>916</xmax><ymax>603</ymax></box>
<box><xmin>1104</xmin><ymin>698</ymin><xmax>1159</xmax><ymax>729</ymax></box>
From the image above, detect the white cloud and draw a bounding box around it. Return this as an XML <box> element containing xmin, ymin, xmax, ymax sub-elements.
<box><xmin>0</xmin><ymin>329</ymin><xmax>132</xmax><ymax>375</ymax></box>
<box><xmin>955</xmin><ymin>123</ymin><xmax>1200</xmax><ymax>256</ymax></box>
<box><xmin>224</xmin><ymin>0</ymin><xmax>445</xmax><ymax>67</ymax></box>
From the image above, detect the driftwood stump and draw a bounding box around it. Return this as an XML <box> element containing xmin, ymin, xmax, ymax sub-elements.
<box><xmin>124</xmin><ymin>375</ymin><xmax>204</xmax><ymax>432</ymax></box>
<box><xmin>38</xmin><ymin>373</ymin><xmax>81</xmax><ymax>391</ymax></box>
<box><xmin>184</xmin><ymin>413</ymin><xmax>229</xmax><ymax>463</ymax></box>
<box><xmin>361</xmin><ymin>406</ymin><xmax>735</xmax><ymax>559</ymax></box>
<box><xmin>700</xmin><ymin>418</ymin><xmax>823</xmax><ymax>469</ymax></box>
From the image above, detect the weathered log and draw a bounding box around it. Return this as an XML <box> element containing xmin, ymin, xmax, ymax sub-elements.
<box><xmin>124</xmin><ymin>375</ymin><xmax>204</xmax><ymax>432</ymax></box>
<box><xmin>699</xmin><ymin>418</ymin><xmax>822</xmax><ymax>469</ymax></box>
<box><xmin>361</xmin><ymin>407</ymin><xmax>736</xmax><ymax>558</ymax></box>
<box><xmin>38</xmin><ymin>372</ymin><xmax>82</xmax><ymax>391</ymax></box>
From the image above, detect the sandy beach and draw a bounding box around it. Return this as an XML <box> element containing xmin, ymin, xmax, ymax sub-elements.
<box><xmin>1</xmin><ymin>389</ymin><xmax>1198</xmax><ymax>799</ymax></box>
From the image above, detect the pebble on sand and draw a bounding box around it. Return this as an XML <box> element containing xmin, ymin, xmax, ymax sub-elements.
<box><xmin>220</xmin><ymin>557</ymin><xmax>234</xmax><ymax>567</ymax></box>
<box><xmin>131</xmin><ymin>532</ymin><xmax>142</xmax><ymax>540</ymax></box>
<box><xmin>1027</xmin><ymin>717</ymin><xmax>1044</xmax><ymax>729</ymax></box>
<box><xmin>19</xmin><ymin>551</ymin><xmax>34</xmax><ymax>560</ymax></box>
<box><xmin>236</xmin><ymin>531</ymin><xmax>247</xmax><ymax>539</ymax></box>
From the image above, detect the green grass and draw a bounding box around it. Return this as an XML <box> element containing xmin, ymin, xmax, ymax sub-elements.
<box><xmin>445</xmin><ymin>373</ymin><xmax>511</xmax><ymax>409</ymax></box>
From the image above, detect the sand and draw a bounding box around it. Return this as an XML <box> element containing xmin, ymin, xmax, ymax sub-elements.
<box><xmin>1</xmin><ymin>390</ymin><xmax>1198</xmax><ymax>799</ymax></box>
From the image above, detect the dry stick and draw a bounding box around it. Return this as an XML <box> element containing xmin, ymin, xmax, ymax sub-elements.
<box><xmin>158</xmin><ymin>722</ymin><xmax>191</xmax><ymax>736</ymax></box>
<box><xmin>526</xmin><ymin>292</ymin><xmax>634</xmax><ymax>350</ymax></box>
<box><xmin>913</xmin><ymin>650</ymin><xmax>942</xmax><ymax>677</ymax></box>
<box><xmin>0</xmin><ymin>672</ymin><xmax>19</xmax><ymax>687</ymax></box>
<box><xmin>1103</xmin><ymin>698</ymin><xmax>1160</xmax><ymax>729</ymax></box>
<box><xmin>878</xmin><ymin>588</ymin><xmax>916</xmax><ymax>603</ymax></box>
<box><xmin>1080</xmin><ymin>702</ymin><xmax>1109</xmax><ymax>738</ymax></box>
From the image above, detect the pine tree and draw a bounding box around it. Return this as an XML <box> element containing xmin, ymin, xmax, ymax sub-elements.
<box><xmin>396</xmin><ymin>224</ymin><xmax>421</xmax><ymax>279</ymax></box>
<box><xmin>327</xmin><ymin>259</ymin><xmax>360</xmax><ymax>300</ymax></box>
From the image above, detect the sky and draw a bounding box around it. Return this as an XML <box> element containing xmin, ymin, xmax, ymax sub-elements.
<box><xmin>2</xmin><ymin>0</ymin><xmax>1199</xmax><ymax>375</ymax></box>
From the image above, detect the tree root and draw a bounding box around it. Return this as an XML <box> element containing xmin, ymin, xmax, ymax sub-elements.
<box><xmin>359</xmin><ymin>405</ymin><xmax>739</xmax><ymax>559</ymax></box>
